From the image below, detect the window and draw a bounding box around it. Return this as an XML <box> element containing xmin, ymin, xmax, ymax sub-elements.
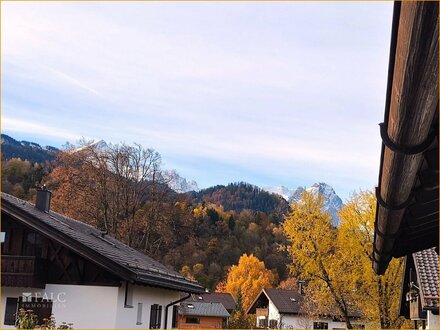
<box><xmin>18</xmin><ymin>296</ymin><xmax>52</xmax><ymax>325</ymax></box>
<box><xmin>1</xmin><ymin>232</ymin><xmax>6</xmax><ymax>254</ymax></box>
<box><xmin>22</xmin><ymin>231</ymin><xmax>43</xmax><ymax>257</ymax></box>
<box><xmin>258</xmin><ymin>318</ymin><xmax>268</xmax><ymax>328</ymax></box>
<box><xmin>136</xmin><ymin>303</ymin><xmax>143</xmax><ymax>325</ymax></box>
<box><xmin>269</xmin><ymin>319</ymin><xmax>278</xmax><ymax>328</ymax></box>
<box><xmin>124</xmin><ymin>282</ymin><xmax>133</xmax><ymax>308</ymax></box>
<box><xmin>313</xmin><ymin>322</ymin><xmax>328</xmax><ymax>329</ymax></box>
<box><xmin>185</xmin><ymin>317</ymin><xmax>200</xmax><ymax>324</ymax></box>
<box><xmin>149</xmin><ymin>304</ymin><xmax>162</xmax><ymax>329</ymax></box>
<box><xmin>172</xmin><ymin>306</ymin><xmax>179</xmax><ymax>328</ymax></box>
<box><xmin>4</xmin><ymin>297</ymin><xmax>18</xmax><ymax>326</ymax></box>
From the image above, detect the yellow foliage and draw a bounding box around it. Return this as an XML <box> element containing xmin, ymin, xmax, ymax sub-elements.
<box><xmin>284</xmin><ymin>190</ymin><xmax>410</xmax><ymax>328</ymax></box>
<box><xmin>222</xmin><ymin>254</ymin><xmax>275</xmax><ymax>311</ymax></box>
<box><xmin>283</xmin><ymin>190</ymin><xmax>356</xmax><ymax>327</ymax></box>
<box><xmin>338</xmin><ymin>191</ymin><xmax>407</xmax><ymax>328</ymax></box>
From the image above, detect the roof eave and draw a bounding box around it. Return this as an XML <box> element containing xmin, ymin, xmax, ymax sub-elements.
<box><xmin>2</xmin><ymin>196</ymin><xmax>205</xmax><ymax>294</ymax></box>
<box><xmin>373</xmin><ymin>1</ymin><xmax>439</xmax><ymax>275</ymax></box>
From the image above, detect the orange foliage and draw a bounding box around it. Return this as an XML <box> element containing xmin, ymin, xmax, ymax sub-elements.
<box><xmin>220</xmin><ymin>254</ymin><xmax>275</xmax><ymax>311</ymax></box>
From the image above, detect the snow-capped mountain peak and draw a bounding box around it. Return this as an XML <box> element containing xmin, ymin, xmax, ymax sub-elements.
<box><xmin>70</xmin><ymin>140</ymin><xmax>108</xmax><ymax>153</ymax></box>
<box><xmin>263</xmin><ymin>182</ymin><xmax>343</xmax><ymax>226</ymax></box>
<box><xmin>262</xmin><ymin>185</ymin><xmax>293</xmax><ymax>201</ymax></box>
<box><xmin>162</xmin><ymin>170</ymin><xmax>200</xmax><ymax>193</ymax></box>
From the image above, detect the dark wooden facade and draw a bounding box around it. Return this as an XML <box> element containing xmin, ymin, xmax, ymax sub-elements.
<box><xmin>1</xmin><ymin>214</ymin><xmax>121</xmax><ymax>288</ymax></box>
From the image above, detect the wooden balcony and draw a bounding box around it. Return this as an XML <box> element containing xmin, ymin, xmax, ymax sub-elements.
<box><xmin>1</xmin><ymin>255</ymin><xmax>46</xmax><ymax>288</ymax></box>
<box><xmin>256</xmin><ymin>308</ymin><xmax>269</xmax><ymax>317</ymax></box>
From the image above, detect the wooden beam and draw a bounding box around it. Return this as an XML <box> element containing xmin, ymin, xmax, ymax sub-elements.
<box><xmin>374</xmin><ymin>1</ymin><xmax>439</xmax><ymax>274</ymax></box>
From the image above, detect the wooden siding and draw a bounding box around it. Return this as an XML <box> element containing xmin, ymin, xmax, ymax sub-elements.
<box><xmin>178</xmin><ymin>315</ymin><xmax>226</xmax><ymax>329</ymax></box>
<box><xmin>1</xmin><ymin>255</ymin><xmax>45</xmax><ymax>288</ymax></box>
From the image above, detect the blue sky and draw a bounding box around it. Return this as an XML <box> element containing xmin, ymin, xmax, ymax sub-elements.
<box><xmin>2</xmin><ymin>1</ymin><xmax>393</xmax><ymax>200</ymax></box>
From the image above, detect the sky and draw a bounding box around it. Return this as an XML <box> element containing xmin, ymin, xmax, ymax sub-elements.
<box><xmin>2</xmin><ymin>1</ymin><xmax>393</xmax><ymax>200</ymax></box>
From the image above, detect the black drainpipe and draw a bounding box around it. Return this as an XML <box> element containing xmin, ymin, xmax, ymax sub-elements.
<box><xmin>164</xmin><ymin>292</ymin><xmax>192</xmax><ymax>329</ymax></box>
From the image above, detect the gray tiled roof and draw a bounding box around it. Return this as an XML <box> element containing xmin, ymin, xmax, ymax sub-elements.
<box><xmin>413</xmin><ymin>248</ymin><xmax>439</xmax><ymax>309</ymax></box>
<box><xmin>179</xmin><ymin>301</ymin><xmax>230</xmax><ymax>318</ymax></box>
<box><xmin>188</xmin><ymin>293</ymin><xmax>236</xmax><ymax>312</ymax></box>
<box><xmin>1</xmin><ymin>193</ymin><xmax>204</xmax><ymax>293</ymax></box>
<box><xmin>249</xmin><ymin>288</ymin><xmax>361</xmax><ymax>318</ymax></box>
<box><xmin>264</xmin><ymin>288</ymin><xmax>304</xmax><ymax>314</ymax></box>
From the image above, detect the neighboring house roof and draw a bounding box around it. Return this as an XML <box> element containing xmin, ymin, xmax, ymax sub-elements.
<box><xmin>264</xmin><ymin>288</ymin><xmax>304</xmax><ymax>314</ymax></box>
<box><xmin>372</xmin><ymin>1</ymin><xmax>439</xmax><ymax>275</ymax></box>
<box><xmin>1</xmin><ymin>192</ymin><xmax>204</xmax><ymax>293</ymax></box>
<box><xmin>413</xmin><ymin>248</ymin><xmax>439</xmax><ymax>309</ymax></box>
<box><xmin>248</xmin><ymin>288</ymin><xmax>360</xmax><ymax>318</ymax></box>
<box><xmin>179</xmin><ymin>301</ymin><xmax>230</xmax><ymax>318</ymax></box>
<box><xmin>247</xmin><ymin>288</ymin><xmax>304</xmax><ymax>315</ymax></box>
<box><xmin>188</xmin><ymin>293</ymin><xmax>236</xmax><ymax>312</ymax></box>
<box><xmin>399</xmin><ymin>248</ymin><xmax>439</xmax><ymax>318</ymax></box>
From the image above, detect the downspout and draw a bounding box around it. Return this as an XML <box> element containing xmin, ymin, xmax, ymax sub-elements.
<box><xmin>164</xmin><ymin>293</ymin><xmax>191</xmax><ymax>329</ymax></box>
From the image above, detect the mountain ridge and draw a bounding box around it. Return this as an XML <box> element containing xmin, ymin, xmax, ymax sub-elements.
<box><xmin>2</xmin><ymin>134</ymin><xmax>343</xmax><ymax>223</ymax></box>
<box><xmin>1</xmin><ymin>134</ymin><xmax>59</xmax><ymax>163</ymax></box>
<box><xmin>263</xmin><ymin>183</ymin><xmax>343</xmax><ymax>225</ymax></box>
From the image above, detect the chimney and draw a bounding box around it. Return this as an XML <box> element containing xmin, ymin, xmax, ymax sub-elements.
<box><xmin>298</xmin><ymin>280</ymin><xmax>306</xmax><ymax>295</ymax></box>
<box><xmin>36</xmin><ymin>186</ymin><xmax>51</xmax><ymax>212</ymax></box>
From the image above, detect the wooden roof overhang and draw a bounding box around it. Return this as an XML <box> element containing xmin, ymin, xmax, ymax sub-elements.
<box><xmin>373</xmin><ymin>1</ymin><xmax>439</xmax><ymax>275</ymax></box>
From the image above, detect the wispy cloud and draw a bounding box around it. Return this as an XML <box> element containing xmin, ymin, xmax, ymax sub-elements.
<box><xmin>2</xmin><ymin>117</ymin><xmax>88</xmax><ymax>142</ymax></box>
<box><xmin>45</xmin><ymin>66</ymin><xmax>102</xmax><ymax>97</ymax></box>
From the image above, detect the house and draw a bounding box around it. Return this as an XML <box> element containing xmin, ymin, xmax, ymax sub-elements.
<box><xmin>247</xmin><ymin>288</ymin><xmax>363</xmax><ymax>329</ymax></box>
<box><xmin>178</xmin><ymin>301</ymin><xmax>230</xmax><ymax>329</ymax></box>
<box><xmin>186</xmin><ymin>292</ymin><xmax>236</xmax><ymax>314</ymax></box>
<box><xmin>399</xmin><ymin>248</ymin><xmax>439</xmax><ymax>329</ymax></box>
<box><xmin>371</xmin><ymin>1</ymin><xmax>439</xmax><ymax>327</ymax></box>
<box><xmin>1</xmin><ymin>190</ymin><xmax>205</xmax><ymax>329</ymax></box>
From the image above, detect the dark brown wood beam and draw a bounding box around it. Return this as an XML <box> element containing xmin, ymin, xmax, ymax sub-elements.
<box><xmin>374</xmin><ymin>1</ymin><xmax>439</xmax><ymax>274</ymax></box>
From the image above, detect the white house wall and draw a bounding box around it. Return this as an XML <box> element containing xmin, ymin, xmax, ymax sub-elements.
<box><xmin>268</xmin><ymin>299</ymin><xmax>280</xmax><ymax>322</ymax></box>
<box><xmin>114</xmin><ymin>283</ymin><xmax>180</xmax><ymax>329</ymax></box>
<box><xmin>2</xmin><ymin>284</ymin><xmax>181</xmax><ymax>329</ymax></box>
<box><xmin>427</xmin><ymin>310</ymin><xmax>439</xmax><ymax>330</ymax></box>
<box><xmin>278</xmin><ymin>315</ymin><xmax>348</xmax><ymax>329</ymax></box>
<box><xmin>1</xmin><ymin>285</ymin><xmax>119</xmax><ymax>329</ymax></box>
<box><xmin>278</xmin><ymin>314</ymin><xmax>303</xmax><ymax>329</ymax></box>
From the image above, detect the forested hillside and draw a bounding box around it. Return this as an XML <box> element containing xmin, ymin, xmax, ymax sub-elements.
<box><xmin>1</xmin><ymin>134</ymin><xmax>59</xmax><ymax>163</ymax></box>
<box><xmin>193</xmin><ymin>183</ymin><xmax>289</xmax><ymax>222</ymax></box>
<box><xmin>1</xmin><ymin>138</ymin><xmax>290</xmax><ymax>290</ymax></box>
<box><xmin>1</xmin><ymin>137</ymin><xmax>409</xmax><ymax>327</ymax></box>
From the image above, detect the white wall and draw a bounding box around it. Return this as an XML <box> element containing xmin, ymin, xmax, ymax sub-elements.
<box><xmin>279</xmin><ymin>314</ymin><xmax>348</xmax><ymax>329</ymax></box>
<box><xmin>427</xmin><ymin>310</ymin><xmax>439</xmax><ymax>330</ymax></box>
<box><xmin>114</xmin><ymin>283</ymin><xmax>180</xmax><ymax>329</ymax></box>
<box><xmin>2</xmin><ymin>283</ymin><xmax>181</xmax><ymax>329</ymax></box>
<box><xmin>1</xmin><ymin>285</ymin><xmax>119</xmax><ymax>329</ymax></box>
<box><xmin>268</xmin><ymin>300</ymin><xmax>280</xmax><ymax>322</ymax></box>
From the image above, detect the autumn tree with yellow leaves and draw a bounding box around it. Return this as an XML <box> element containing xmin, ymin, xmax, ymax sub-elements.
<box><xmin>217</xmin><ymin>253</ymin><xmax>276</xmax><ymax>311</ymax></box>
<box><xmin>284</xmin><ymin>190</ymin><xmax>410</xmax><ymax>329</ymax></box>
<box><xmin>338</xmin><ymin>191</ymin><xmax>409</xmax><ymax>329</ymax></box>
<box><xmin>283</xmin><ymin>190</ymin><xmax>357</xmax><ymax>328</ymax></box>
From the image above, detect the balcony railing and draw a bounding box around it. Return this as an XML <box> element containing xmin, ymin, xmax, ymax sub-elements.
<box><xmin>256</xmin><ymin>308</ymin><xmax>269</xmax><ymax>317</ymax></box>
<box><xmin>1</xmin><ymin>255</ymin><xmax>45</xmax><ymax>288</ymax></box>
